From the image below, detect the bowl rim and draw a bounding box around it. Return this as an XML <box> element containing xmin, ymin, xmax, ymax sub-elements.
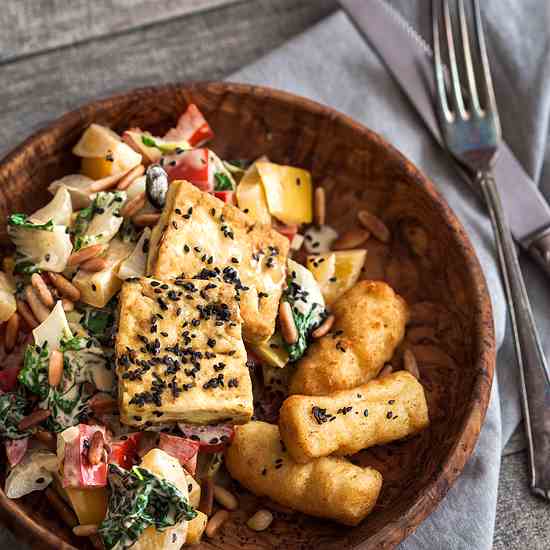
<box><xmin>0</xmin><ymin>81</ymin><xmax>495</xmax><ymax>550</ymax></box>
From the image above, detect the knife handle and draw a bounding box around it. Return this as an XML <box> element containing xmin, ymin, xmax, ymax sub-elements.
<box><xmin>479</xmin><ymin>171</ymin><xmax>550</xmax><ymax>500</ymax></box>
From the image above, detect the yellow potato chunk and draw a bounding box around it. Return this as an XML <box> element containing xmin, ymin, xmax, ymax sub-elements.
<box><xmin>256</xmin><ymin>162</ymin><xmax>312</xmax><ymax>225</ymax></box>
<box><xmin>308</xmin><ymin>250</ymin><xmax>367</xmax><ymax>306</ymax></box>
<box><xmin>225</xmin><ymin>421</ymin><xmax>382</xmax><ymax>526</ymax></box>
<box><xmin>280</xmin><ymin>371</ymin><xmax>429</xmax><ymax>463</ymax></box>
<box><xmin>185</xmin><ymin>510</ymin><xmax>208</xmax><ymax>545</ymax></box>
<box><xmin>236</xmin><ymin>162</ymin><xmax>272</xmax><ymax>224</ymax></box>
<box><xmin>72</xmin><ymin>239</ymin><xmax>133</xmax><ymax>308</ymax></box>
<box><xmin>74</xmin><ymin>124</ymin><xmax>142</xmax><ymax>179</ymax></box>
<box><xmin>290</xmin><ymin>281</ymin><xmax>408</xmax><ymax>395</ymax></box>
<box><xmin>248</xmin><ymin>332</ymin><xmax>289</xmax><ymax>369</ymax></box>
<box><xmin>65</xmin><ymin>486</ymin><xmax>108</xmax><ymax>525</ymax></box>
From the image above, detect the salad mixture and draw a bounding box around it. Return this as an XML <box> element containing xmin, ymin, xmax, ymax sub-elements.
<box><xmin>0</xmin><ymin>104</ymin><xmax>429</xmax><ymax>548</ymax></box>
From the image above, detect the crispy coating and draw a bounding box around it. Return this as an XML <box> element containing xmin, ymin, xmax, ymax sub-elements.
<box><xmin>116</xmin><ymin>277</ymin><xmax>252</xmax><ymax>427</ymax></box>
<box><xmin>225</xmin><ymin>421</ymin><xmax>382</xmax><ymax>526</ymax></box>
<box><xmin>290</xmin><ymin>281</ymin><xmax>408</xmax><ymax>395</ymax></box>
<box><xmin>147</xmin><ymin>180</ymin><xmax>289</xmax><ymax>343</ymax></box>
<box><xmin>280</xmin><ymin>371</ymin><xmax>429</xmax><ymax>463</ymax></box>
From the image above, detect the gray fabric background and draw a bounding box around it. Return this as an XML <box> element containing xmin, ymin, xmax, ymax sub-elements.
<box><xmin>231</xmin><ymin>1</ymin><xmax>550</xmax><ymax>548</ymax></box>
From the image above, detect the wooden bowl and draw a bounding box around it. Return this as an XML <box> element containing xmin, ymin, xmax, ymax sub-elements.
<box><xmin>0</xmin><ymin>82</ymin><xmax>495</xmax><ymax>549</ymax></box>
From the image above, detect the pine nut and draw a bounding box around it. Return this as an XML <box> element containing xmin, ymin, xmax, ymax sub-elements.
<box><xmin>120</xmin><ymin>192</ymin><xmax>146</xmax><ymax>218</ymax></box>
<box><xmin>48</xmin><ymin>350</ymin><xmax>64</xmax><ymax>387</ymax></box>
<box><xmin>247</xmin><ymin>509</ymin><xmax>273</xmax><ymax>532</ymax></box>
<box><xmin>199</xmin><ymin>478</ymin><xmax>214</xmax><ymax>516</ymax></box>
<box><xmin>279</xmin><ymin>301</ymin><xmax>298</xmax><ymax>345</ymax></box>
<box><xmin>47</xmin><ymin>272</ymin><xmax>81</xmax><ymax>302</ymax></box>
<box><xmin>213</xmin><ymin>484</ymin><xmax>238</xmax><ymax>511</ymax></box>
<box><xmin>88</xmin><ymin>430</ymin><xmax>105</xmax><ymax>466</ymax></box>
<box><xmin>132</xmin><ymin>213</ymin><xmax>161</xmax><ymax>227</ymax></box>
<box><xmin>25</xmin><ymin>286</ymin><xmax>51</xmax><ymax>322</ymax></box>
<box><xmin>4</xmin><ymin>312</ymin><xmax>20</xmax><ymax>352</ymax></box>
<box><xmin>116</xmin><ymin>164</ymin><xmax>145</xmax><ymax>190</ymax></box>
<box><xmin>30</xmin><ymin>273</ymin><xmax>55</xmax><ymax>308</ymax></box>
<box><xmin>80</xmin><ymin>257</ymin><xmax>108</xmax><ymax>272</ymax></box>
<box><xmin>67</xmin><ymin>244</ymin><xmax>105</xmax><ymax>267</ymax></box>
<box><xmin>332</xmin><ymin>228</ymin><xmax>370</xmax><ymax>250</ymax></box>
<box><xmin>403</xmin><ymin>349</ymin><xmax>420</xmax><ymax>379</ymax></box>
<box><xmin>73</xmin><ymin>524</ymin><xmax>99</xmax><ymax>537</ymax></box>
<box><xmin>314</xmin><ymin>187</ymin><xmax>326</xmax><ymax>226</ymax></box>
<box><xmin>311</xmin><ymin>314</ymin><xmax>335</xmax><ymax>339</ymax></box>
<box><xmin>62</xmin><ymin>298</ymin><xmax>75</xmax><ymax>312</ymax></box>
<box><xmin>18</xmin><ymin>409</ymin><xmax>51</xmax><ymax>431</ymax></box>
<box><xmin>205</xmin><ymin>509</ymin><xmax>230</xmax><ymax>538</ymax></box>
<box><xmin>357</xmin><ymin>210</ymin><xmax>391</xmax><ymax>243</ymax></box>
<box><xmin>16</xmin><ymin>299</ymin><xmax>39</xmax><ymax>329</ymax></box>
<box><xmin>90</xmin><ymin>393</ymin><xmax>118</xmax><ymax>414</ymax></box>
<box><xmin>378</xmin><ymin>364</ymin><xmax>393</xmax><ymax>378</ymax></box>
<box><xmin>45</xmin><ymin>488</ymin><xmax>78</xmax><ymax>528</ymax></box>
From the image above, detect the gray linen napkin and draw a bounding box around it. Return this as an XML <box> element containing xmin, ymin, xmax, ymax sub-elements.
<box><xmin>231</xmin><ymin>0</ymin><xmax>550</xmax><ymax>548</ymax></box>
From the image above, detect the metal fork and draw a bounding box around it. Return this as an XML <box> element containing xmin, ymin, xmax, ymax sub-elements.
<box><xmin>432</xmin><ymin>0</ymin><xmax>550</xmax><ymax>500</ymax></box>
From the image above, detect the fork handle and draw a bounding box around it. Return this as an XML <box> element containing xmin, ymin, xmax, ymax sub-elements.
<box><xmin>478</xmin><ymin>170</ymin><xmax>550</xmax><ymax>500</ymax></box>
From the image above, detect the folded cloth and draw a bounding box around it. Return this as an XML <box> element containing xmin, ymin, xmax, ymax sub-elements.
<box><xmin>230</xmin><ymin>1</ymin><xmax>550</xmax><ymax>548</ymax></box>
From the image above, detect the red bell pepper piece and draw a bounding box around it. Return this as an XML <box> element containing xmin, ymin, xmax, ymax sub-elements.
<box><xmin>272</xmin><ymin>219</ymin><xmax>298</xmax><ymax>242</ymax></box>
<box><xmin>62</xmin><ymin>424</ymin><xmax>107</xmax><ymax>488</ymax></box>
<box><xmin>5</xmin><ymin>437</ymin><xmax>28</xmax><ymax>468</ymax></box>
<box><xmin>214</xmin><ymin>191</ymin><xmax>236</xmax><ymax>205</ymax></box>
<box><xmin>0</xmin><ymin>365</ymin><xmax>21</xmax><ymax>393</ymax></box>
<box><xmin>109</xmin><ymin>432</ymin><xmax>141</xmax><ymax>470</ymax></box>
<box><xmin>157</xmin><ymin>433</ymin><xmax>200</xmax><ymax>475</ymax></box>
<box><xmin>164</xmin><ymin>104</ymin><xmax>214</xmax><ymax>147</ymax></box>
<box><xmin>165</xmin><ymin>148</ymin><xmax>213</xmax><ymax>192</ymax></box>
<box><xmin>177</xmin><ymin>423</ymin><xmax>234</xmax><ymax>453</ymax></box>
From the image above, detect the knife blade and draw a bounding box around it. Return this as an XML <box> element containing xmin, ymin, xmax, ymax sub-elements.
<box><xmin>339</xmin><ymin>0</ymin><xmax>550</xmax><ymax>279</ymax></box>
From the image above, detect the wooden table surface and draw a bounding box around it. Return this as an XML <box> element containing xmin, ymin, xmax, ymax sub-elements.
<box><xmin>0</xmin><ymin>0</ymin><xmax>545</xmax><ymax>548</ymax></box>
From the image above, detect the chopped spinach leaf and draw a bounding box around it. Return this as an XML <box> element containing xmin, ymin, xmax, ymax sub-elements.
<box><xmin>8</xmin><ymin>214</ymin><xmax>54</xmax><ymax>232</ymax></box>
<box><xmin>99</xmin><ymin>464</ymin><xmax>197</xmax><ymax>550</ymax></box>
<box><xmin>285</xmin><ymin>303</ymin><xmax>321</xmax><ymax>362</ymax></box>
<box><xmin>0</xmin><ymin>392</ymin><xmax>34</xmax><ymax>440</ymax></box>
<box><xmin>214</xmin><ymin>172</ymin><xmax>234</xmax><ymax>191</ymax></box>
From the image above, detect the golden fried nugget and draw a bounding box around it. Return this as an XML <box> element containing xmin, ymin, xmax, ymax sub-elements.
<box><xmin>147</xmin><ymin>180</ymin><xmax>289</xmax><ymax>343</ymax></box>
<box><xmin>225</xmin><ymin>421</ymin><xmax>382</xmax><ymax>526</ymax></box>
<box><xmin>290</xmin><ymin>281</ymin><xmax>408</xmax><ymax>395</ymax></box>
<box><xmin>280</xmin><ymin>371</ymin><xmax>429</xmax><ymax>463</ymax></box>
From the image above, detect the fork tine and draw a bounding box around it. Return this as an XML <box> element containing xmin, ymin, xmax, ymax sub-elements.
<box><xmin>432</xmin><ymin>0</ymin><xmax>452</xmax><ymax>121</ymax></box>
<box><xmin>442</xmin><ymin>0</ymin><xmax>466</xmax><ymax>117</ymax></box>
<box><xmin>457</xmin><ymin>0</ymin><xmax>481</xmax><ymax>113</ymax></box>
<box><xmin>471</xmin><ymin>0</ymin><xmax>500</xmax><ymax>125</ymax></box>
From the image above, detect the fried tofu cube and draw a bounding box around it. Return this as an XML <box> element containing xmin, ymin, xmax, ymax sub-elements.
<box><xmin>290</xmin><ymin>281</ymin><xmax>409</xmax><ymax>395</ymax></box>
<box><xmin>147</xmin><ymin>180</ymin><xmax>289</xmax><ymax>343</ymax></box>
<box><xmin>280</xmin><ymin>371</ymin><xmax>429</xmax><ymax>463</ymax></box>
<box><xmin>225</xmin><ymin>421</ymin><xmax>382</xmax><ymax>526</ymax></box>
<box><xmin>116</xmin><ymin>277</ymin><xmax>253</xmax><ymax>427</ymax></box>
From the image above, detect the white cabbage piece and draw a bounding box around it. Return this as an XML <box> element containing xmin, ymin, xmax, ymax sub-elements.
<box><xmin>30</xmin><ymin>187</ymin><xmax>73</xmax><ymax>227</ymax></box>
<box><xmin>76</xmin><ymin>191</ymin><xmax>127</xmax><ymax>250</ymax></box>
<box><xmin>117</xmin><ymin>227</ymin><xmax>151</xmax><ymax>281</ymax></box>
<box><xmin>0</xmin><ymin>272</ymin><xmax>16</xmax><ymax>323</ymax></box>
<box><xmin>33</xmin><ymin>301</ymin><xmax>72</xmax><ymax>351</ymax></box>
<box><xmin>286</xmin><ymin>259</ymin><xmax>325</xmax><ymax>325</ymax></box>
<box><xmin>5</xmin><ymin>449</ymin><xmax>59</xmax><ymax>499</ymax></box>
<box><xmin>303</xmin><ymin>224</ymin><xmax>338</xmax><ymax>254</ymax></box>
<box><xmin>9</xmin><ymin>223</ymin><xmax>73</xmax><ymax>273</ymax></box>
<box><xmin>48</xmin><ymin>174</ymin><xmax>96</xmax><ymax>209</ymax></box>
